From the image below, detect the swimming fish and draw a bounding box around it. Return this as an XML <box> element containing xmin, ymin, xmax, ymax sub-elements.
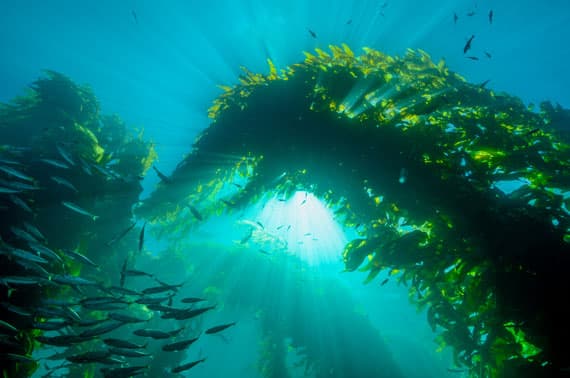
<box><xmin>307</xmin><ymin>28</ymin><xmax>317</xmax><ymax>38</ymax></box>
<box><xmin>62</xmin><ymin>201</ymin><xmax>99</xmax><ymax>221</ymax></box>
<box><xmin>463</xmin><ymin>35</ymin><xmax>475</xmax><ymax>54</ymax></box>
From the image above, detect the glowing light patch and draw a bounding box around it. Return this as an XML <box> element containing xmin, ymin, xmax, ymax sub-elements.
<box><xmin>255</xmin><ymin>191</ymin><xmax>347</xmax><ymax>266</ymax></box>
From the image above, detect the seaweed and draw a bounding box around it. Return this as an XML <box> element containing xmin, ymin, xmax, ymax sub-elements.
<box><xmin>139</xmin><ymin>45</ymin><xmax>570</xmax><ymax>377</ymax></box>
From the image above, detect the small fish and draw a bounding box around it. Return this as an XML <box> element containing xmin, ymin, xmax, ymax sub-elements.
<box><xmin>131</xmin><ymin>10</ymin><xmax>138</xmax><ymax>24</ymax></box>
<box><xmin>62</xmin><ymin>201</ymin><xmax>99</xmax><ymax>221</ymax></box>
<box><xmin>380</xmin><ymin>278</ymin><xmax>389</xmax><ymax>286</ymax></box>
<box><xmin>240</xmin><ymin>230</ymin><xmax>253</xmax><ymax>244</ymax></box>
<box><xmin>276</xmin><ymin>225</ymin><xmax>285</xmax><ymax>230</ymax></box>
<box><xmin>138</xmin><ymin>222</ymin><xmax>146</xmax><ymax>254</ymax></box>
<box><xmin>123</xmin><ymin>269</ymin><xmax>154</xmax><ymax>278</ymax></box>
<box><xmin>107</xmin><ymin>222</ymin><xmax>137</xmax><ymax>246</ymax></box>
<box><xmin>171</xmin><ymin>358</ymin><xmax>206</xmax><ymax>373</ymax></box>
<box><xmin>152</xmin><ymin>166</ymin><xmax>171</xmax><ymax>184</ymax></box>
<box><xmin>64</xmin><ymin>249</ymin><xmax>99</xmax><ymax>268</ymax></box>
<box><xmin>103</xmin><ymin>338</ymin><xmax>147</xmax><ymax>349</ymax></box>
<box><xmin>162</xmin><ymin>305</ymin><xmax>216</xmax><ymax>320</ymax></box>
<box><xmin>181</xmin><ymin>297</ymin><xmax>206</xmax><ymax>304</ymax></box>
<box><xmin>466</xmin><ymin>11</ymin><xmax>475</xmax><ymax>17</ymax></box>
<box><xmin>142</xmin><ymin>282</ymin><xmax>182</xmax><ymax>295</ymax></box>
<box><xmin>8</xmin><ymin>194</ymin><xmax>34</xmax><ymax>213</ymax></box>
<box><xmin>484</xmin><ymin>51</ymin><xmax>492</xmax><ymax>59</ymax></box>
<box><xmin>79</xmin><ymin>321</ymin><xmax>126</xmax><ymax>338</ymax></box>
<box><xmin>307</xmin><ymin>28</ymin><xmax>317</xmax><ymax>38</ymax></box>
<box><xmin>232</xmin><ymin>183</ymin><xmax>243</xmax><ymax>189</ymax></box>
<box><xmin>0</xmin><ymin>319</ymin><xmax>17</xmax><ymax>333</ymax></box>
<box><xmin>466</xmin><ymin>56</ymin><xmax>479</xmax><ymax>61</ymax></box>
<box><xmin>39</xmin><ymin>158</ymin><xmax>69</xmax><ymax>169</ymax></box>
<box><xmin>56</xmin><ymin>144</ymin><xmax>76</xmax><ymax>166</ymax></box>
<box><xmin>22</xmin><ymin>221</ymin><xmax>46</xmax><ymax>242</ymax></box>
<box><xmin>256</xmin><ymin>220</ymin><xmax>264</xmax><ymax>229</ymax></box>
<box><xmin>300</xmin><ymin>199</ymin><xmax>307</xmax><ymax>206</ymax></box>
<box><xmin>488</xmin><ymin>10</ymin><xmax>493</xmax><ymax>24</ymax></box>
<box><xmin>66</xmin><ymin>351</ymin><xmax>112</xmax><ymax>364</ymax></box>
<box><xmin>28</xmin><ymin>243</ymin><xmax>63</xmax><ymax>263</ymax></box>
<box><xmin>162</xmin><ymin>337</ymin><xmax>200</xmax><ymax>352</ymax></box>
<box><xmin>453</xmin><ymin>12</ymin><xmax>458</xmax><ymax>24</ymax></box>
<box><xmin>259</xmin><ymin>249</ymin><xmax>270</xmax><ymax>255</ymax></box>
<box><xmin>6</xmin><ymin>247</ymin><xmax>49</xmax><ymax>264</ymax></box>
<box><xmin>52</xmin><ymin>274</ymin><xmax>98</xmax><ymax>286</ymax></box>
<box><xmin>287</xmin><ymin>225</ymin><xmax>291</xmax><ymax>231</ymax></box>
<box><xmin>50</xmin><ymin>176</ymin><xmax>78</xmax><ymax>192</ymax></box>
<box><xmin>346</xmin><ymin>19</ymin><xmax>352</xmax><ymax>25</ymax></box>
<box><xmin>478</xmin><ymin>79</ymin><xmax>491</xmax><ymax>88</ymax></box>
<box><xmin>205</xmin><ymin>322</ymin><xmax>236</xmax><ymax>334</ymax></box>
<box><xmin>108</xmin><ymin>312</ymin><xmax>148</xmax><ymax>323</ymax></box>
<box><xmin>463</xmin><ymin>35</ymin><xmax>475</xmax><ymax>54</ymax></box>
<box><xmin>0</xmin><ymin>158</ymin><xmax>21</xmax><ymax>166</ymax></box>
<box><xmin>0</xmin><ymin>186</ymin><xmax>20</xmax><ymax>194</ymax></box>
<box><xmin>135</xmin><ymin>295</ymin><xmax>172</xmax><ymax>305</ymax></box>
<box><xmin>304</xmin><ymin>232</ymin><xmax>312</xmax><ymax>236</ymax></box>
<box><xmin>134</xmin><ymin>328</ymin><xmax>182</xmax><ymax>339</ymax></box>
<box><xmin>188</xmin><ymin>205</ymin><xmax>203</xmax><ymax>221</ymax></box>
<box><xmin>119</xmin><ymin>258</ymin><xmax>128</xmax><ymax>288</ymax></box>
<box><xmin>109</xmin><ymin>348</ymin><xmax>150</xmax><ymax>358</ymax></box>
<box><xmin>0</xmin><ymin>165</ymin><xmax>34</xmax><ymax>182</ymax></box>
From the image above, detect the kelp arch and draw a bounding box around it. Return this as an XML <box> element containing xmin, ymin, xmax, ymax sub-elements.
<box><xmin>139</xmin><ymin>45</ymin><xmax>570</xmax><ymax>378</ymax></box>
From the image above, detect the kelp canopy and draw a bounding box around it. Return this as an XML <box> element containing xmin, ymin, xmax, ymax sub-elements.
<box><xmin>138</xmin><ymin>45</ymin><xmax>570</xmax><ymax>377</ymax></box>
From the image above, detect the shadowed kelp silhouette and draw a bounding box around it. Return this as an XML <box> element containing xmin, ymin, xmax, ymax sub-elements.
<box><xmin>139</xmin><ymin>45</ymin><xmax>570</xmax><ymax>378</ymax></box>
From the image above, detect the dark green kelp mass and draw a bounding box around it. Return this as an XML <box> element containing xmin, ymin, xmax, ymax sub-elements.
<box><xmin>139</xmin><ymin>45</ymin><xmax>570</xmax><ymax>377</ymax></box>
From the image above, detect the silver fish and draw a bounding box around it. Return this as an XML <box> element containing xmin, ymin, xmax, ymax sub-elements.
<box><xmin>39</xmin><ymin>158</ymin><xmax>69</xmax><ymax>169</ymax></box>
<box><xmin>56</xmin><ymin>144</ymin><xmax>76</xmax><ymax>166</ymax></box>
<box><xmin>62</xmin><ymin>201</ymin><xmax>99</xmax><ymax>221</ymax></box>
<box><xmin>8</xmin><ymin>194</ymin><xmax>34</xmax><ymax>213</ymax></box>
<box><xmin>51</xmin><ymin>176</ymin><xmax>78</xmax><ymax>192</ymax></box>
<box><xmin>0</xmin><ymin>165</ymin><xmax>34</xmax><ymax>182</ymax></box>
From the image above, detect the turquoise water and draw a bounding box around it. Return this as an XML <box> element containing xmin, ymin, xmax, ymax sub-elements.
<box><xmin>1</xmin><ymin>1</ymin><xmax>569</xmax><ymax>377</ymax></box>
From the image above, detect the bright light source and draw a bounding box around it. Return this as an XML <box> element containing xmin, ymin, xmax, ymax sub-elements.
<box><xmin>255</xmin><ymin>191</ymin><xmax>347</xmax><ymax>266</ymax></box>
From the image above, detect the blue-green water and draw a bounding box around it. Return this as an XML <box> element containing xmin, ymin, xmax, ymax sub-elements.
<box><xmin>1</xmin><ymin>1</ymin><xmax>569</xmax><ymax>377</ymax></box>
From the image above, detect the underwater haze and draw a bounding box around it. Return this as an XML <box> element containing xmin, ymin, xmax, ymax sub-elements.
<box><xmin>1</xmin><ymin>1</ymin><xmax>569</xmax><ymax>378</ymax></box>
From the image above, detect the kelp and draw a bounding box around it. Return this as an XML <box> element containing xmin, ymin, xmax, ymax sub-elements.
<box><xmin>139</xmin><ymin>44</ymin><xmax>569</xmax><ymax>377</ymax></box>
<box><xmin>0</xmin><ymin>71</ymin><xmax>156</xmax><ymax>377</ymax></box>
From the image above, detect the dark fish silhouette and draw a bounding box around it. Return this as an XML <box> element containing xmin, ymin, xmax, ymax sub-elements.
<box><xmin>162</xmin><ymin>337</ymin><xmax>199</xmax><ymax>352</ymax></box>
<box><xmin>489</xmin><ymin>10</ymin><xmax>493</xmax><ymax>24</ymax></box>
<box><xmin>380</xmin><ymin>278</ymin><xmax>389</xmax><ymax>286</ymax></box>
<box><xmin>453</xmin><ymin>12</ymin><xmax>458</xmax><ymax>24</ymax></box>
<box><xmin>171</xmin><ymin>358</ymin><xmax>206</xmax><ymax>373</ymax></box>
<box><xmin>346</xmin><ymin>19</ymin><xmax>352</xmax><ymax>25</ymax></box>
<box><xmin>308</xmin><ymin>28</ymin><xmax>317</xmax><ymax>38</ymax></box>
<box><xmin>466</xmin><ymin>56</ymin><xmax>479</xmax><ymax>61</ymax></box>
<box><xmin>152</xmin><ymin>166</ymin><xmax>171</xmax><ymax>184</ymax></box>
<box><xmin>138</xmin><ymin>222</ymin><xmax>146</xmax><ymax>254</ymax></box>
<box><xmin>131</xmin><ymin>10</ymin><xmax>138</xmax><ymax>24</ymax></box>
<box><xmin>484</xmin><ymin>51</ymin><xmax>492</xmax><ymax>59</ymax></box>
<box><xmin>188</xmin><ymin>205</ymin><xmax>203</xmax><ymax>221</ymax></box>
<box><xmin>205</xmin><ymin>322</ymin><xmax>237</xmax><ymax>334</ymax></box>
<box><xmin>106</xmin><ymin>221</ymin><xmax>137</xmax><ymax>246</ymax></box>
<box><xmin>463</xmin><ymin>35</ymin><xmax>475</xmax><ymax>54</ymax></box>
